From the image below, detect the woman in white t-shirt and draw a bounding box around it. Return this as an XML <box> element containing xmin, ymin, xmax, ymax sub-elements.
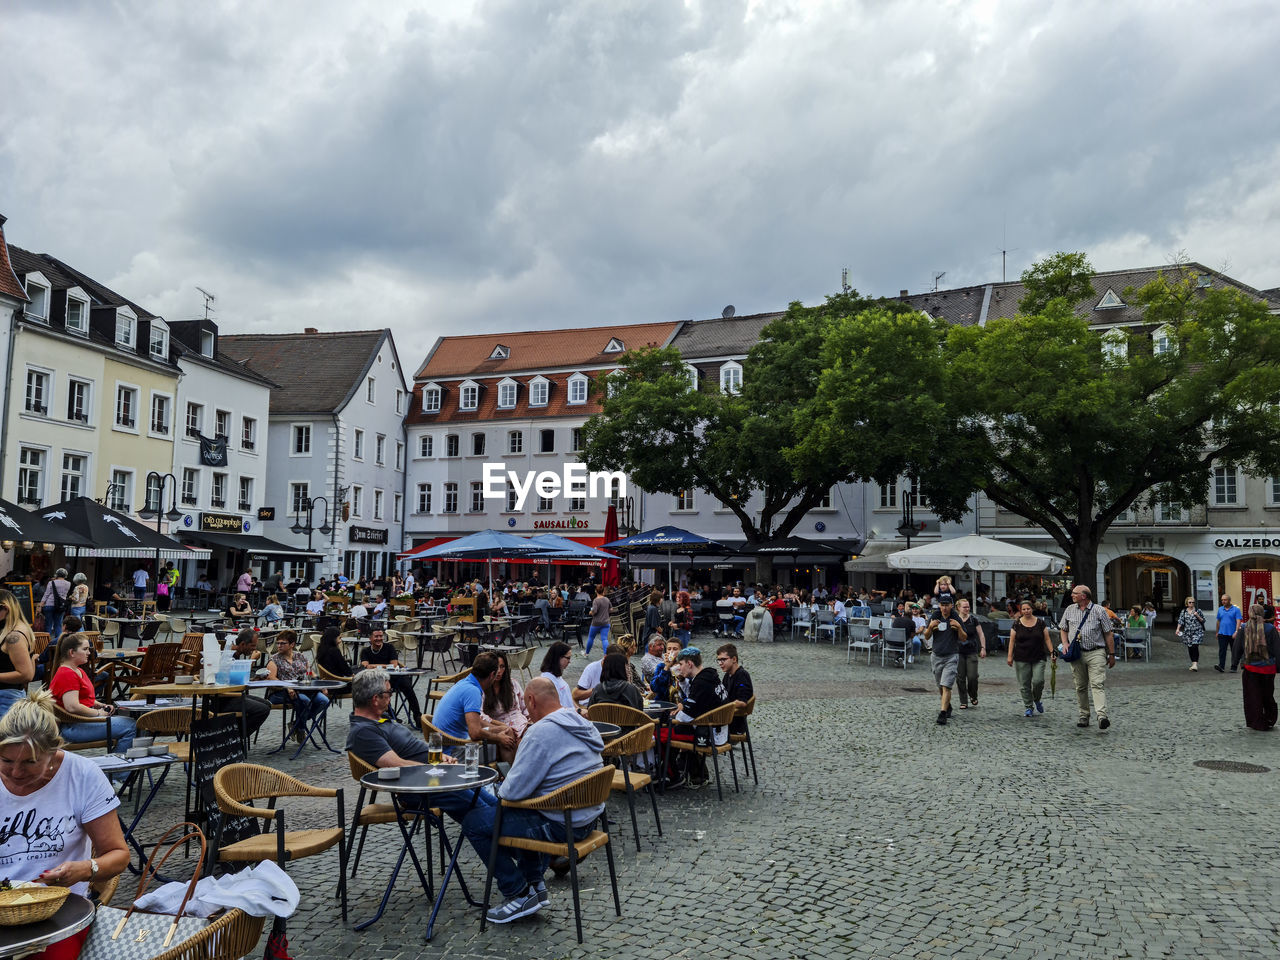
<box><xmin>0</xmin><ymin>691</ymin><xmax>127</xmax><ymax>955</ymax></box>
<box><xmin>537</xmin><ymin>641</ymin><xmax>576</xmax><ymax>710</ymax></box>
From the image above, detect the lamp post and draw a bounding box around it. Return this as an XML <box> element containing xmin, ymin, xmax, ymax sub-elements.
<box><xmin>291</xmin><ymin>496</ymin><xmax>332</xmax><ymax>554</ymax></box>
<box><xmin>895</xmin><ymin>479</ymin><xmax>917</xmax><ymax>591</ymax></box>
<box><xmin>137</xmin><ymin>471</ymin><xmax>183</xmax><ymax>604</ymax></box>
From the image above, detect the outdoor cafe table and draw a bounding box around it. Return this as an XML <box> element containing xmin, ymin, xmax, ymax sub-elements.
<box><xmin>129</xmin><ymin>681</ymin><xmax>249</xmax><ymax>752</ymax></box>
<box><xmin>90</xmin><ymin>648</ymin><xmax>144</xmax><ymax>703</ymax></box>
<box><xmin>247</xmin><ymin>679</ymin><xmax>346</xmax><ymax>759</ymax></box>
<box><xmin>92</xmin><ymin>751</ymin><xmax>181</xmax><ymax>876</ymax></box>
<box><xmin>354</xmin><ymin>764</ymin><xmax>500</xmax><ymax>940</ymax></box>
<box><xmin>591</xmin><ymin>720</ymin><xmax>622</xmax><ymax>742</ymax></box>
<box><xmin>644</xmin><ymin>701</ymin><xmax>679</xmax><ymax>791</ymax></box>
<box><xmin>0</xmin><ymin>892</ymin><xmax>94</xmax><ymax>960</ymax></box>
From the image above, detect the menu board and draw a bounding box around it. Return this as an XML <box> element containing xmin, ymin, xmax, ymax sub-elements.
<box><xmin>7</xmin><ymin>581</ymin><xmax>34</xmax><ymax>626</ymax></box>
<box><xmin>191</xmin><ymin>713</ymin><xmax>255</xmax><ymax>844</ymax></box>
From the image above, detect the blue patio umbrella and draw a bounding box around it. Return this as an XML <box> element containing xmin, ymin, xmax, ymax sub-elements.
<box><xmin>603</xmin><ymin>525</ymin><xmax>724</xmax><ymax>592</ymax></box>
<box><xmin>525</xmin><ymin>533</ymin><xmax>619</xmax><ymax>562</ymax></box>
<box><xmin>402</xmin><ymin>529</ymin><xmax>559</xmax><ymax>595</ymax></box>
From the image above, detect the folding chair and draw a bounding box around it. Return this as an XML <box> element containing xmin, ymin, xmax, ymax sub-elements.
<box><xmin>880</xmin><ymin>626</ymin><xmax>909</xmax><ymax>668</ymax></box>
<box><xmin>846</xmin><ymin>621</ymin><xmax>877</xmax><ymax>665</ymax></box>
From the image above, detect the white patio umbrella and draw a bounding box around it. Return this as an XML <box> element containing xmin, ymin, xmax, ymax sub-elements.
<box><xmin>886</xmin><ymin>534</ymin><xmax>1064</xmax><ymax>573</ymax></box>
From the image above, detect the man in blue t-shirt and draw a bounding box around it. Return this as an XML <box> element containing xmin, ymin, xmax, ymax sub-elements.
<box><xmin>1214</xmin><ymin>593</ymin><xmax>1244</xmax><ymax>672</ymax></box>
<box><xmin>433</xmin><ymin>652</ymin><xmax>518</xmax><ymax>762</ymax></box>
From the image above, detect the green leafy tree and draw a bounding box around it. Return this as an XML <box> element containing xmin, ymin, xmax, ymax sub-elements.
<box><xmin>938</xmin><ymin>261</ymin><xmax>1280</xmax><ymax>589</ymax></box>
<box><xmin>1018</xmin><ymin>250</ymin><xmax>1097</xmax><ymax>314</ymax></box>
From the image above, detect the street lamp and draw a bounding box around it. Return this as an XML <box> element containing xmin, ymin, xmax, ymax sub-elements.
<box><xmin>895</xmin><ymin>478</ymin><xmax>917</xmax><ymax>590</ymax></box>
<box><xmin>291</xmin><ymin>496</ymin><xmax>332</xmax><ymax>552</ymax></box>
<box><xmin>137</xmin><ymin>471</ymin><xmax>183</xmax><ymax>602</ymax></box>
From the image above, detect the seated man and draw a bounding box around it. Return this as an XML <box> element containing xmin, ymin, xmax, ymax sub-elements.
<box><xmin>670</xmin><ymin>646</ymin><xmax>729</xmax><ymax>787</ymax></box>
<box><xmin>360</xmin><ymin>628</ymin><xmax>423</xmax><ymax>728</ymax></box>
<box><xmin>473</xmin><ymin>676</ymin><xmax>605</xmax><ymax>925</ymax></box>
<box><xmin>730</xmin><ymin>588</ymin><xmax>747</xmax><ymax>637</ymax></box>
<box><xmin>717</xmin><ymin>642</ymin><xmax>754</xmax><ymax>736</ymax></box>
<box><xmin>433</xmin><ymin>652</ymin><xmax>518</xmax><ymax>762</ymax></box>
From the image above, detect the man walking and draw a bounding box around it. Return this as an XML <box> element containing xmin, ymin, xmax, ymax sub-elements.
<box><xmin>1213</xmin><ymin>593</ymin><xmax>1244</xmax><ymax>673</ymax></box>
<box><xmin>1059</xmin><ymin>585</ymin><xmax>1116</xmax><ymax>730</ymax></box>
<box><xmin>924</xmin><ymin>598</ymin><xmax>962</xmax><ymax>725</ymax></box>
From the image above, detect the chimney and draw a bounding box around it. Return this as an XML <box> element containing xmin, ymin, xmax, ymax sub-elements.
<box><xmin>304</xmin><ymin>327</ymin><xmax>318</xmax><ymax>334</ymax></box>
<box><xmin>899</xmin><ymin>289</ymin><xmax>908</xmax><ymax>299</ymax></box>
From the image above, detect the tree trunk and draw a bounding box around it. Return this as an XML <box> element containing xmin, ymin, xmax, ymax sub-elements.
<box><xmin>754</xmin><ymin>555</ymin><xmax>772</xmax><ymax>588</ymax></box>
<box><xmin>1069</xmin><ymin>536</ymin><xmax>1100</xmax><ymax>599</ymax></box>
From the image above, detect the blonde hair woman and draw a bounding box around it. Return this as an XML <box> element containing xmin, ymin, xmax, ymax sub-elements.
<box><xmin>0</xmin><ymin>588</ymin><xmax>36</xmax><ymax>719</ymax></box>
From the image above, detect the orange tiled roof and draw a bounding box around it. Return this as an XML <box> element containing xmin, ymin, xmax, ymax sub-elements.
<box><xmin>405</xmin><ymin>371</ymin><xmax>609</xmax><ymax>426</ymax></box>
<box><xmin>0</xmin><ymin>217</ymin><xmax>29</xmax><ymax>303</ymax></box>
<box><xmin>415</xmin><ymin>321</ymin><xmax>682</xmax><ymax>379</ymax></box>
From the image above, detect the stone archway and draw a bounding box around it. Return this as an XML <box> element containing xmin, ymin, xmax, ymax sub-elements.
<box><xmin>1104</xmin><ymin>553</ymin><xmax>1190</xmax><ymax>626</ymax></box>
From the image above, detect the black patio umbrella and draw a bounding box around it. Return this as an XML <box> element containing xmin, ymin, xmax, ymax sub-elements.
<box><xmin>0</xmin><ymin>499</ymin><xmax>93</xmax><ymax>548</ymax></box>
<box><xmin>33</xmin><ymin>496</ymin><xmax>204</xmax><ymax>561</ymax></box>
<box><xmin>740</xmin><ymin>536</ymin><xmax>854</xmax><ymax>559</ymax></box>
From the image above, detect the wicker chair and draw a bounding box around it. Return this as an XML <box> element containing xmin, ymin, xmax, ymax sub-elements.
<box><xmin>480</xmin><ymin>765</ymin><xmax>620</xmax><ymax>943</ymax></box>
<box><xmin>419</xmin><ymin>715</ymin><xmax>475</xmax><ymax>750</ymax></box>
<box><xmin>133</xmin><ymin>706</ymin><xmax>192</xmax><ymax>763</ymax></box>
<box><xmin>211</xmin><ymin>763</ymin><xmax>348</xmax><ymax>921</ymax></box>
<box><xmin>600</xmin><ymin>721</ymin><xmax>662</xmax><ymax>851</ymax></box>
<box><xmin>664</xmin><ymin>702</ymin><xmax>741</xmax><ymax>800</ymax></box>
<box><xmin>151</xmin><ymin>908</ymin><xmax>265</xmax><ymax>960</ymax></box>
<box><xmin>52</xmin><ymin>703</ymin><xmax>115</xmax><ymax>752</ymax></box>
<box><xmin>315</xmin><ymin>661</ymin><xmax>353</xmax><ymax>712</ymax></box>
<box><xmin>345</xmin><ymin>752</ymin><xmax>442</xmax><ymax>878</ymax></box>
<box><xmin>730</xmin><ymin>695</ymin><xmax>758</xmax><ymax>785</ymax></box>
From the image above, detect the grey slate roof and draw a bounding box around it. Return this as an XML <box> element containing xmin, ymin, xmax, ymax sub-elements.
<box><xmin>220</xmin><ymin>329</ymin><xmax>389</xmax><ymax>415</ymax></box>
<box><xmin>670</xmin><ymin>311</ymin><xmax>785</xmax><ymax>359</ymax></box>
<box><xmin>898</xmin><ymin>284</ymin><xmax>990</xmax><ymax>327</ymax></box>
<box><xmin>10</xmin><ymin>246</ymin><xmax>158</xmax><ymax>319</ymax></box>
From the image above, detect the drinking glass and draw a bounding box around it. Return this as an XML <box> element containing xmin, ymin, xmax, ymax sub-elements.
<box><xmin>426</xmin><ymin>732</ymin><xmax>444</xmax><ymax>774</ymax></box>
<box><xmin>462</xmin><ymin>742</ymin><xmax>480</xmax><ymax>778</ymax></box>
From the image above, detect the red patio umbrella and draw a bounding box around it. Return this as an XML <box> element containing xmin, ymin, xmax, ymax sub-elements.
<box><xmin>602</xmin><ymin>506</ymin><xmax>620</xmax><ymax>587</ymax></box>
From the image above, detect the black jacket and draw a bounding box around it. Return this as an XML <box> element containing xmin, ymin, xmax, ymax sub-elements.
<box><xmin>682</xmin><ymin>666</ymin><xmax>727</xmax><ymax>721</ymax></box>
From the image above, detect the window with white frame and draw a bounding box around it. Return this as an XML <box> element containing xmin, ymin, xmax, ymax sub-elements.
<box><xmin>149</xmin><ymin>323</ymin><xmax>169</xmax><ymax>359</ymax></box>
<box><xmin>1269</xmin><ymin>477</ymin><xmax>1280</xmax><ymax>506</ymax></box>
<box><xmin>291</xmin><ymin>482</ymin><xmax>310</xmax><ymax>516</ymax></box>
<box><xmin>537</xmin><ymin>495</ymin><xmax>554</xmax><ymax>512</ymax></box>
<box><xmin>818</xmin><ymin>488</ymin><xmax>833</xmax><ymax>509</ymax></box>
<box><xmin>529</xmin><ymin>378</ymin><xmax>548</xmax><ymax>407</ymax></box>
<box><xmin>393</xmin><ymin>493</ymin><xmax>402</xmax><ymax>522</ymax></box>
<box><xmin>211</xmin><ymin>473</ymin><xmax>227</xmax><ymax>508</ymax></box>
<box><xmin>373</xmin><ymin>489</ymin><xmax>384</xmax><ymax>520</ymax></box>
<box><xmin>419</xmin><ymin>435</ymin><xmax>433</xmax><ymax>458</ymax></box>
<box><xmin>423</xmin><ymin>386</ymin><xmax>441</xmax><ymax>413</ymax></box>
<box><xmin>459</xmin><ymin>382</ymin><xmax>478</xmax><ymax>410</ymax></box>
<box><xmin>109</xmin><ymin>469</ymin><xmax>131</xmax><ymax>512</ymax></box>
<box><xmin>200</xmin><ymin>331</ymin><xmax>214</xmax><ymax>357</ymax></box>
<box><xmin>65</xmin><ymin>295</ymin><xmax>88</xmax><ymax>334</ymax></box>
<box><xmin>567</xmin><ymin>374</ymin><xmax>587</xmax><ymax>405</ymax></box>
<box><xmin>115</xmin><ymin>309</ymin><xmax>136</xmax><ymax>348</ymax></box>
<box><xmin>676</xmin><ymin>489</ymin><xmax>695</xmax><ymax>511</ymax></box>
<box><xmin>366</xmin><ymin>376</ymin><xmax>376</xmax><ymax>403</ymax></box>
<box><xmin>445</xmin><ymin>434</ymin><xmax>459</xmax><ymax>458</ymax></box>
<box><xmin>907</xmin><ymin>478</ymin><xmax>927</xmax><ymax>508</ymax></box>
<box><xmin>607</xmin><ymin>477</ymin><xmax>623</xmax><ymax>510</ymax></box>
<box><xmin>60</xmin><ymin>454</ymin><xmax>86</xmax><ymax>501</ymax></box>
<box><xmin>506</xmin><ymin>483</ymin><xmax>518</xmax><ymax>512</ymax></box>
<box><xmin>539</xmin><ymin>429</ymin><xmax>555</xmax><ymax>453</ymax></box>
<box><xmin>508</xmin><ymin>431</ymin><xmax>523</xmax><ymax>454</ymax></box>
<box><xmin>351</xmin><ymin>485</ymin><xmax>363</xmax><ymax>517</ymax></box>
<box><xmin>470</xmin><ymin>482</ymin><xmax>484</xmax><ymax>513</ymax></box>
<box><xmin>497</xmin><ymin>379</ymin><xmax>517</xmax><ymax>409</ymax></box>
<box><xmin>17</xmin><ymin>447</ymin><xmax>44</xmax><ymax>504</ymax></box>
<box><xmin>417</xmin><ymin>483</ymin><xmax>432</xmax><ymax>513</ymax></box>
<box><xmin>395</xmin><ymin>390</ymin><xmax>403</xmax><ymax>414</ymax></box>
<box><xmin>443</xmin><ymin>483</ymin><xmax>458</xmax><ymax>514</ymax></box>
<box><xmin>1153</xmin><ymin>325</ymin><xmax>1174</xmax><ymax>356</ymax></box>
<box><xmin>395</xmin><ymin>441</ymin><xmax>404</xmax><ymax>470</ymax></box>
<box><xmin>879</xmin><ymin>484</ymin><xmax>897</xmax><ymax>508</ymax></box>
<box><xmin>215</xmin><ymin>409</ymin><xmax>230</xmax><ymax>438</ymax></box>
<box><xmin>1155</xmin><ymin>498</ymin><xmax>1187</xmax><ymax>522</ymax></box>
<box><xmin>24</xmin><ymin>279</ymin><xmax>49</xmax><ymax>320</ymax></box>
<box><xmin>238</xmin><ymin>476</ymin><xmax>253</xmax><ymax>511</ymax></box>
<box><xmin>241</xmin><ymin>416</ymin><xmax>256</xmax><ymax>451</ymax></box>
<box><xmin>471</xmin><ymin>432</ymin><xmax>485</xmax><ymax>456</ymax></box>
<box><xmin>375</xmin><ymin>434</ymin><xmax>386</xmax><ymax>465</ymax></box>
<box><xmin>186</xmin><ymin>402</ymin><xmax>203</xmax><ymax>438</ymax></box>
<box><xmin>569</xmin><ymin>496</ymin><xmax>586</xmax><ymax>512</ymax></box>
<box><xmin>24</xmin><ymin>369</ymin><xmax>49</xmax><ymax>414</ymax></box>
<box><xmin>1101</xmin><ymin>329</ymin><xmax>1128</xmax><ymax>364</ymax></box>
<box><xmin>182</xmin><ymin>468</ymin><xmax>199</xmax><ymax>505</ymax></box>
<box><xmin>1212</xmin><ymin>466</ymin><xmax>1240</xmax><ymax>506</ymax></box>
<box><xmin>150</xmin><ymin>393</ymin><xmax>170</xmax><ymax>435</ymax></box>
<box><xmin>67</xmin><ymin>379</ymin><xmax>90</xmax><ymax>423</ymax></box>
<box><xmin>720</xmin><ymin>362</ymin><xmax>742</xmax><ymax>394</ymax></box>
<box><xmin>293</xmin><ymin>424</ymin><xmax>311</xmax><ymax>455</ymax></box>
<box><xmin>686</xmin><ymin>365</ymin><xmax>699</xmax><ymax>391</ymax></box>
<box><xmin>571</xmin><ymin>428</ymin><xmax>583</xmax><ymax>453</ymax></box>
<box><xmin>115</xmin><ymin>385</ymin><xmax>137</xmax><ymax>428</ymax></box>
<box><xmin>143</xmin><ymin>474</ymin><xmax>163</xmax><ymax>513</ymax></box>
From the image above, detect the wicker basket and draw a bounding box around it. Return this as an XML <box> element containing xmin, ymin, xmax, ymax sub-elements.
<box><xmin>0</xmin><ymin>885</ymin><xmax>70</xmax><ymax>925</ymax></box>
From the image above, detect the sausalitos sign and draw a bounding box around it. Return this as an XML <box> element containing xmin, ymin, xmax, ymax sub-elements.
<box><xmin>533</xmin><ymin>517</ymin><xmax>593</xmax><ymax>531</ymax></box>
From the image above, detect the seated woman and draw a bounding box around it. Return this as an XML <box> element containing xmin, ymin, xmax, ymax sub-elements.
<box><xmin>0</xmin><ymin>691</ymin><xmax>129</xmax><ymax>959</ymax></box>
<box><xmin>588</xmin><ymin>653</ymin><xmax>643</xmax><ymax>711</ymax></box>
<box><xmin>609</xmin><ymin>635</ymin><xmax>649</xmax><ymax>697</ymax></box>
<box><xmin>481</xmin><ymin>651</ymin><xmax>528</xmax><ymax>738</ymax></box>
<box><xmin>49</xmin><ymin>632</ymin><xmax>135</xmax><ymax>753</ymax></box>
<box><xmin>314</xmin><ymin>626</ymin><xmax>353</xmax><ymax>678</ymax></box>
<box><xmin>259</xmin><ymin>593</ymin><xmax>285</xmax><ymax>625</ymax></box>
<box><xmin>228</xmin><ymin>592</ymin><xmax>253</xmax><ymax>619</ymax></box>
<box><xmin>488</xmin><ymin>594</ymin><xmax>509</xmax><ymax>619</ymax></box>
<box><xmin>266</xmin><ymin>630</ymin><xmax>328</xmax><ymax>742</ymax></box>
<box><xmin>538</xmin><ymin>641</ymin><xmax>575</xmax><ymax>710</ymax></box>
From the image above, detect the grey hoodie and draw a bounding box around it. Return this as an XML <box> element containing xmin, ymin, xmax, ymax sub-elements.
<box><xmin>499</xmin><ymin>708</ymin><xmax>605</xmax><ymax>826</ymax></box>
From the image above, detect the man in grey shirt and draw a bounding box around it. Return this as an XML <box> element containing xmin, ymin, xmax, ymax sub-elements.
<box><xmin>1058</xmin><ymin>585</ymin><xmax>1116</xmax><ymax>730</ymax></box>
<box><xmin>924</xmin><ymin>598</ymin><xmax>962</xmax><ymax>726</ymax></box>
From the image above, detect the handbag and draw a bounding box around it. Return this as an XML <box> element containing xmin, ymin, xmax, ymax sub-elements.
<box><xmin>1061</xmin><ymin>605</ymin><xmax>1093</xmax><ymax>662</ymax></box>
<box><xmin>80</xmin><ymin>823</ymin><xmax>210</xmax><ymax>960</ymax></box>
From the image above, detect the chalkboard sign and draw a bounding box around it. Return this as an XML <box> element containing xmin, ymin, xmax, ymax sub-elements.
<box><xmin>191</xmin><ymin>713</ymin><xmax>256</xmax><ymax>845</ymax></box>
<box><xmin>6</xmin><ymin>581</ymin><xmax>34</xmax><ymax>626</ymax></box>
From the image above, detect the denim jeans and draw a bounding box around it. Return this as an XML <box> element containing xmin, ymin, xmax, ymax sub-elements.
<box><xmin>0</xmin><ymin>688</ymin><xmax>26</xmax><ymax>720</ymax></box>
<box><xmin>60</xmin><ymin>715</ymin><xmax>136</xmax><ymax>753</ymax></box>
<box><xmin>468</xmin><ymin>804</ymin><xmax>593</xmax><ymax>899</ymax></box>
<box><xmin>43</xmin><ymin>607</ymin><xmax>64</xmax><ymax>644</ymax></box>
<box><xmin>268</xmin><ymin>691</ymin><xmax>329</xmax><ymax>729</ymax></box>
<box><xmin>586</xmin><ymin>624</ymin><xmax>610</xmax><ymax>655</ymax></box>
<box><xmin>675</xmin><ymin>630</ymin><xmax>691</xmax><ymax>645</ymax></box>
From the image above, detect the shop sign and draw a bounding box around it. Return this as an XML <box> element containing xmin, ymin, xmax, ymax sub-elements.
<box><xmin>349</xmin><ymin>526</ymin><xmax>389</xmax><ymax>545</ymax></box>
<box><xmin>532</xmin><ymin>517</ymin><xmax>593</xmax><ymax>531</ymax></box>
<box><xmin>1125</xmin><ymin>535</ymin><xmax>1166</xmax><ymax>550</ymax></box>
<box><xmin>257</xmin><ymin>507</ymin><xmax>275</xmax><ymax>521</ymax></box>
<box><xmin>201</xmin><ymin>512</ymin><xmax>245</xmax><ymax>533</ymax></box>
<box><xmin>1212</xmin><ymin>536</ymin><xmax>1280</xmax><ymax>549</ymax></box>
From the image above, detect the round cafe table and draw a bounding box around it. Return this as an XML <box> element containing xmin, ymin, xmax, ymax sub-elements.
<box><xmin>0</xmin><ymin>892</ymin><xmax>95</xmax><ymax>960</ymax></box>
<box><xmin>643</xmin><ymin>701</ymin><xmax>679</xmax><ymax>791</ymax></box>
<box><xmin>591</xmin><ymin>720</ymin><xmax>622</xmax><ymax>742</ymax></box>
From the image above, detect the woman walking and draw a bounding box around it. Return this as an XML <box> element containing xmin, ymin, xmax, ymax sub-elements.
<box><xmin>1240</xmin><ymin>603</ymin><xmax>1278</xmax><ymax>731</ymax></box>
<box><xmin>586</xmin><ymin>584</ymin><xmax>612</xmax><ymax>655</ymax></box>
<box><xmin>954</xmin><ymin>598</ymin><xmax>986</xmax><ymax>708</ymax></box>
<box><xmin>1007</xmin><ymin>600</ymin><xmax>1054</xmax><ymax>717</ymax></box>
<box><xmin>1174</xmin><ymin>596</ymin><xmax>1206</xmax><ymax>671</ymax></box>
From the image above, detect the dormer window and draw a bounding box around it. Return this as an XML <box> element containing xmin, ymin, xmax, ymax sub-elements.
<box><xmin>720</xmin><ymin>361</ymin><xmax>743</xmax><ymax>394</ymax></box>
<box><xmin>604</xmin><ymin>337</ymin><xmax>624</xmax><ymax>354</ymax></box>
<box><xmin>65</xmin><ymin>288</ymin><xmax>89</xmax><ymax>334</ymax></box>
<box><xmin>115</xmin><ymin>307</ymin><xmax>137</xmax><ymax>349</ymax></box>
<box><xmin>529</xmin><ymin>376</ymin><xmax>549</xmax><ymax>407</ymax></box>
<box><xmin>567</xmin><ymin>373</ymin><xmax>588</xmax><ymax>405</ymax></box>
<box><xmin>497</xmin><ymin>377</ymin><xmax>518</xmax><ymax>409</ymax></box>
<box><xmin>23</xmin><ymin>273</ymin><xmax>49</xmax><ymax>321</ymax></box>
<box><xmin>685</xmin><ymin>365</ymin><xmax>699</xmax><ymax>391</ymax></box>
<box><xmin>1152</xmin><ymin>324</ymin><xmax>1175</xmax><ymax>356</ymax></box>
<box><xmin>200</xmin><ymin>331</ymin><xmax>214</xmax><ymax>358</ymax></box>
<box><xmin>149</xmin><ymin>320</ymin><xmax>169</xmax><ymax>360</ymax></box>
<box><xmin>459</xmin><ymin>380</ymin><xmax>479</xmax><ymax>411</ymax></box>
<box><xmin>490</xmin><ymin>344</ymin><xmax>510</xmax><ymax>360</ymax></box>
<box><xmin>1095</xmin><ymin>288</ymin><xmax>1125</xmax><ymax>310</ymax></box>
<box><xmin>422</xmin><ymin>383</ymin><xmax>441</xmax><ymax>413</ymax></box>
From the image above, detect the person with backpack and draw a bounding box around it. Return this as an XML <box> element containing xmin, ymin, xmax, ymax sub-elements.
<box><xmin>41</xmin><ymin>568</ymin><xmax>72</xmax><ymax>640</ymax></box>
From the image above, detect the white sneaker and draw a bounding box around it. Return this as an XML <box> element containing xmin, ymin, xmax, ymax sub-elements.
<box><xmin>908</xmin><ymin>655</ymin><xmax>915</xmax><ymax>664</ymax></box>
<box><xmin>1190</xmin><ymin>663</ymin><xmax>1198</xmax><ymax>671</ymax></box>
<box><xmin>486</xmin><ymin>887</ymin><xmax>543</xmax><ymax>924</ymax></box>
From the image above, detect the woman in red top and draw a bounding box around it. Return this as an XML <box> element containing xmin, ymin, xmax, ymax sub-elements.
<box><xmin>49</xmin><ymin>633</ymin><xmax>135</xmax><ymax>752</ymax></box>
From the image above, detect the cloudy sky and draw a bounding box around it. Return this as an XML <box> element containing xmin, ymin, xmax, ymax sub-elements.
<box><xmin>3</xmin><ymin>0</ymin><xmax>1277</xmax><ymax>367</ymax></box>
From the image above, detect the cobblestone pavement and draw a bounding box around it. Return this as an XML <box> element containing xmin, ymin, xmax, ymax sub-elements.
<box><xmin>120</xmin><ymin>630</ymin><xmax>1279</xmax><ymax>959</ymax></box>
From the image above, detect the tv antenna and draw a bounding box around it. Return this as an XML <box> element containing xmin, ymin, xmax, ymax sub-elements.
<box><xmin>996</xmin><ymin>217</ymin><xmax>1020</xmax><ymax>282</ymax></box>
<box><xmin>196</xmin><ymin>286</ymin><xmax>217</xmax><ymax>320</ymax></box>
<box><xmin>841</xmin><ymin>267</ymin><xmax>851</xmax><ymax>294</ymax></box>
<box><xmin>721</xmin><ymin>305</ymin><xmax>735</xmax><ymax>319</ymax></box>
<box><xmin>932</xmin><ymin>271</ymin><xmax>946</xmax><ymax>292</ymax></box>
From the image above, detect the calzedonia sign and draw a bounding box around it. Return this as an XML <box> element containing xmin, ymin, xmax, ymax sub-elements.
<box><xmin>1213</xmin><ymin>535</ymin><xmax>1280</xmax><ymax>549</ymax></box>
<box><xmin>533</xmin><ymin>517</ymin><xmax>593</xmax><ymax>531</ymax></box>
<box><xmin>349</xmin><ymin>526</ymin><xmax>389</xmax><ymax>545</ymax></box>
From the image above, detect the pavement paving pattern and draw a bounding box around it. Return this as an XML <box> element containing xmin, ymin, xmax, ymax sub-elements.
<box><xmin>119</xmin><ymin>630</ymin><xmax>1279</xmax><ymax>959</ymax></box>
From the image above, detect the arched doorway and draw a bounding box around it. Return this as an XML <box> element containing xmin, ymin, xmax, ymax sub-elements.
<box><xmin>1217</xmin><ymin>554</ymin><xmax>1280</xmax><ymax>610</ymax></box>
<box><xmin>1104</xmin><ymin>553</ymin><xmax>1190</xmax><ymax>626</ymax></box>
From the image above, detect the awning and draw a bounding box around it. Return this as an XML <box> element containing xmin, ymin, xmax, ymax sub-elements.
<box><xmin>36</xmin><ymin>496</ymin><xmax>210</xmax><ymax>560</ymax></box>
<box><xmin>181</xmin><ymin>531</ymin><xmax>324</xmax><ymax>562</ymax></box>
<box><xmin>843</xmin><ymin>539</ymin><xmax>908</xmax><ymax>573</ymax></box>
